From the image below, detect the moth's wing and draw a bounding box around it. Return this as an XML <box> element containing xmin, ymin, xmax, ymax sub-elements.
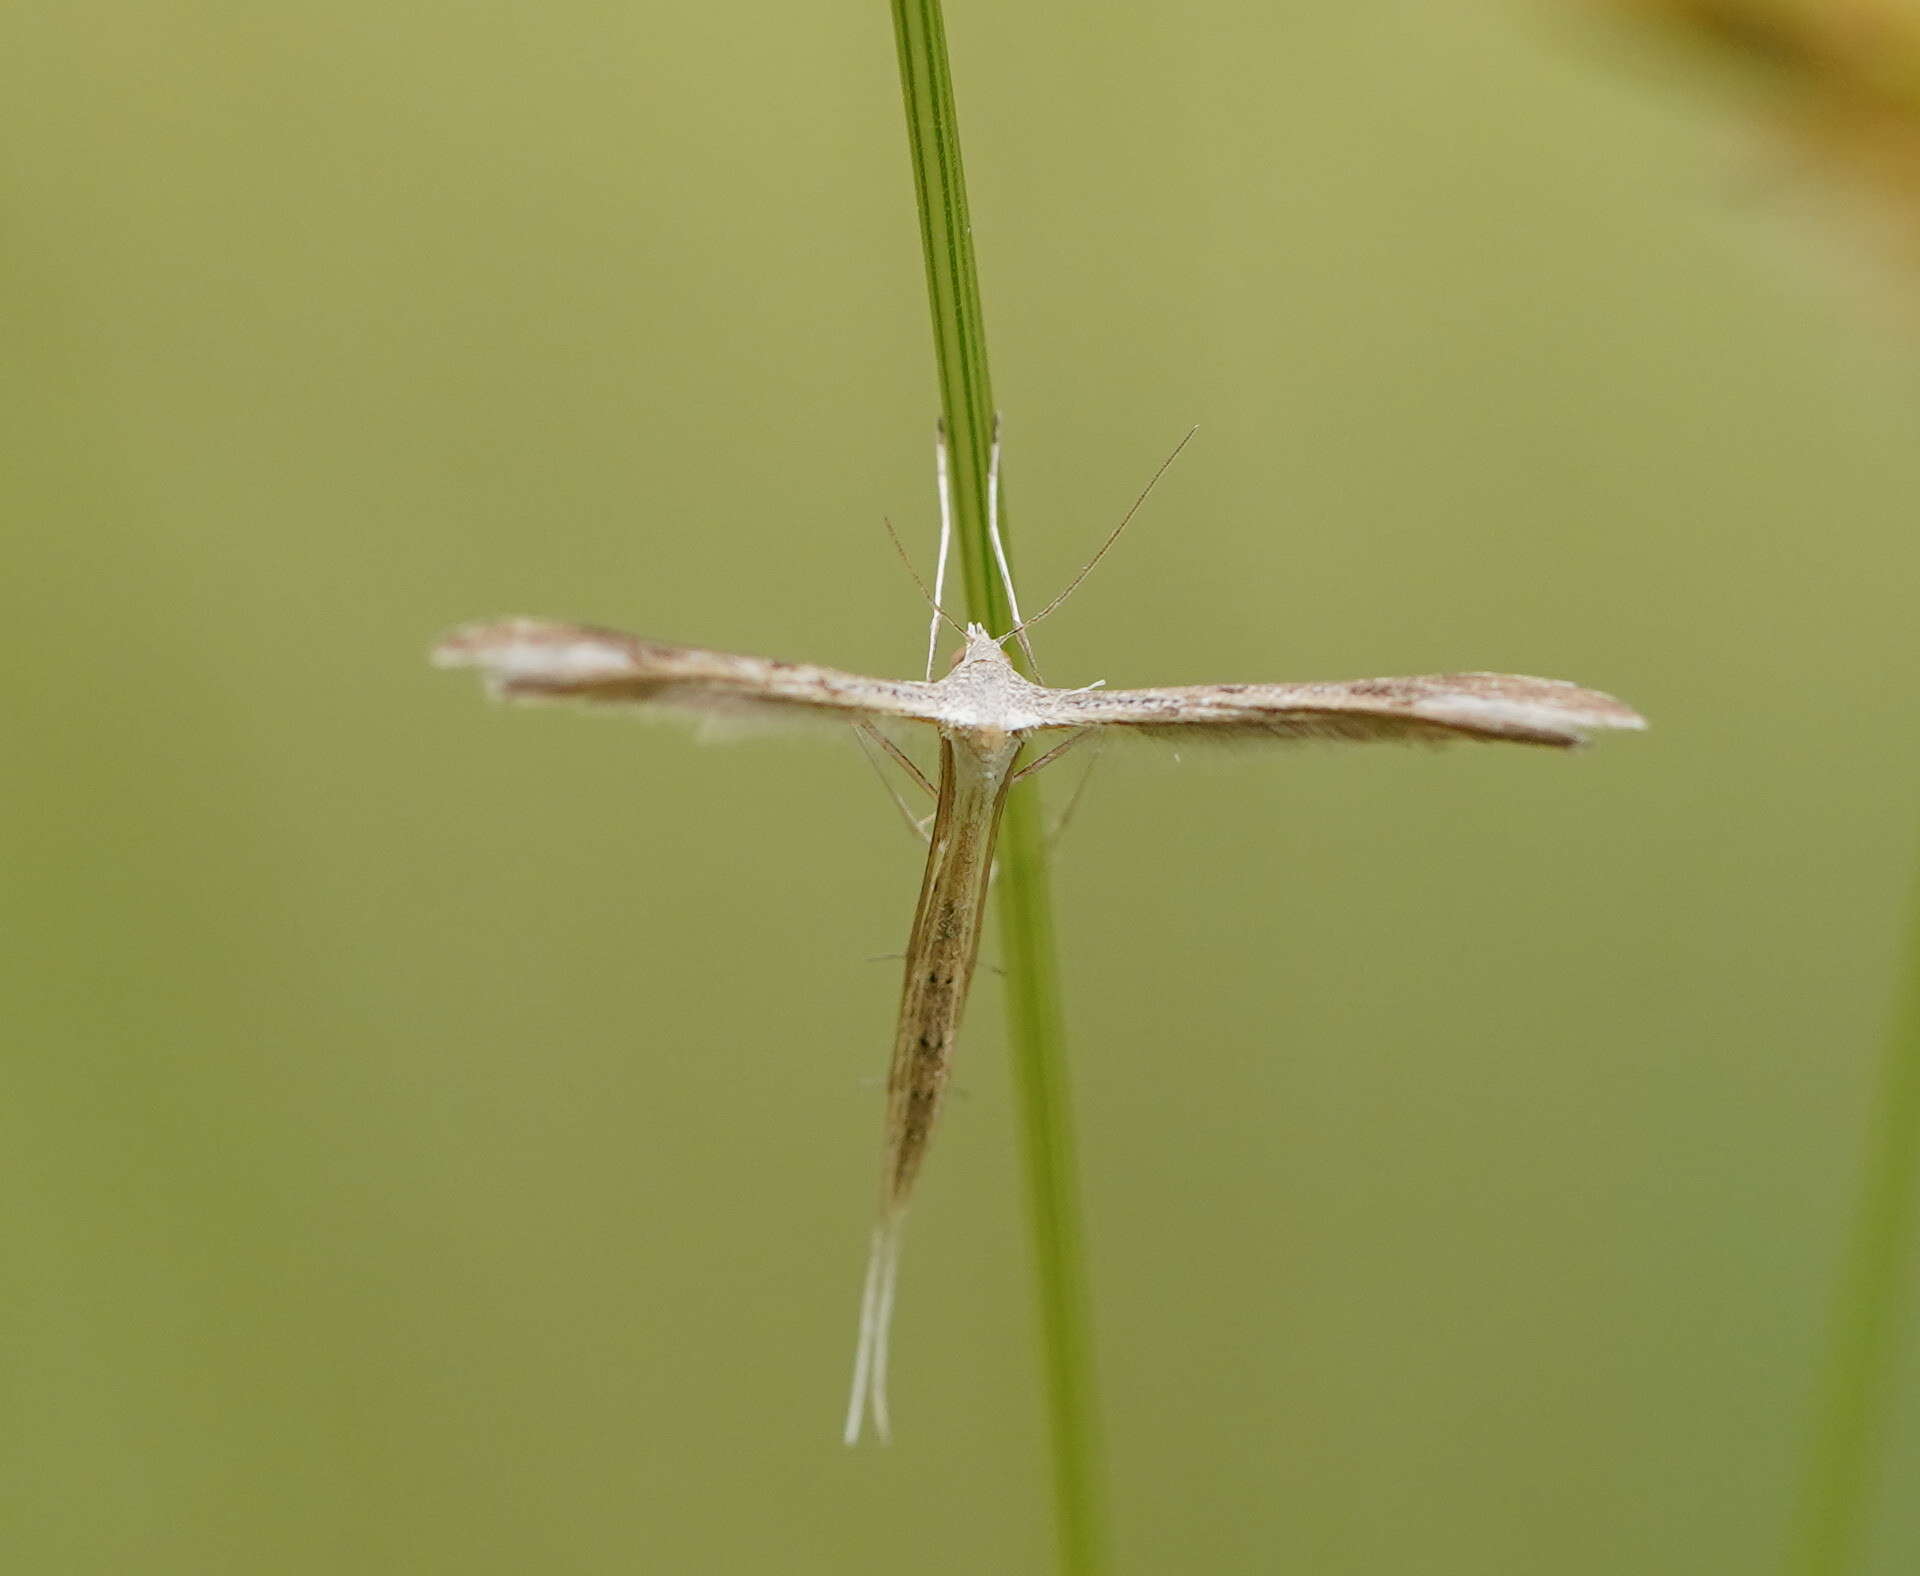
<box><xmin>432</xmin><ymin>619</ymin><xmax>941</xmax><ymax>733</ymax></box>
<box><xmin>1038</xmin><ymin>673</ymin><xmax>1645</xmax><ymax>749</ymax></box>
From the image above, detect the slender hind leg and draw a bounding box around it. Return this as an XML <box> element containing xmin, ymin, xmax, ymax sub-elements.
<box><xmin>852</xmin><ymin>723</ymin><xmax>936</xmax><ymax>843</ymax></box>
<box><xmin>1007</xmin><ymin>729</ymin><xmax>1105</xmax><ymax>850</ymax></box>
<box><xmin>1044</xmin><ymin>732</ymin><xmax>1107</xmax><ymax>850</ymax></box>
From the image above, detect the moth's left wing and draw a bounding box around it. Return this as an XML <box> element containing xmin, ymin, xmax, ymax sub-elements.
<box><xmin>432</xmin><ymin>618</ymin><xmax>940</xmax><ymax>728</ymax></box>
<box><xmin>1037</xmin><ymin>672</ymin><xmax>1645</xmax><ymax>749</ymax></box>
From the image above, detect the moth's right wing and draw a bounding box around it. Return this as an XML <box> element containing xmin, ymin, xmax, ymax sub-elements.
<box><xmin>432</xmin><ymin>619</ymin><xmax>941</xmax><ymax>730</ymax></box>
<box><xmin>1039</xmin><ymin>672</ymin><xmax>1645</xmax><ymax>749</ymax></box>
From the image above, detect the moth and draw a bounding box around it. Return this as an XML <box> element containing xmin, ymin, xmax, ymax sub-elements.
<box><xmin>431</xmin><ymin>432</ymin><xmax>1645</xmax><ymax>1444</ymax></box>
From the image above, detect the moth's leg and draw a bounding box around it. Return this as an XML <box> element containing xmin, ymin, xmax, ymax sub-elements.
<box><xmin>1009</xmin><ymin>727</ymin><xmax>1093</xmax><ymax>786</ymax></box>
<box><xmin>858</xmin><ymin>720</ymin><xmax>934</xmax><ymax>796</ymax></box>
<box><xmin>1045</xmin><ymin>732</ymin><xmax>1108</xmax><ymax>850</ymax></box>
<box><xmin>987</xmin><ymin>412</ymin><xmax>1043</xmax><ymax>679</ymax></box>
<box><xmin>927</xmin><ymin>420</ymin><xmax>954</xmax><ymax>681</ymax></box>
<box><xmin>1010</xmin><ymin>729</ymin><xmax>1105</xmax><ymax>847</ymax></box>
<box><xmin>853</xmin><ymin>722</ymin><xmax>936</xmax><ymax>843</ymax></box>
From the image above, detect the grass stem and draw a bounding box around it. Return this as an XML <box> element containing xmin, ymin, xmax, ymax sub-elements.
<box><xmin>888</xmin><ymin>4</ymin><xmax>1107</xmax><ymax>1570</ymax></box>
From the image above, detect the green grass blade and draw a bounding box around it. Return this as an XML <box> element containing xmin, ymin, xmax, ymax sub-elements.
<box><xmin>888</xmin><ymin>3</ymin><xmax>1107</xmax><ymax>1571</ymax></box>
<box><xmin>888</xmin><ymin>0</ymin><xmax>1004</xmax><ymax>628</ymax></box>
<box><xmin>992</xmin><ymin>795</ymin><xmax>1104</xmax><ymax>1574</ymax></box>
<box><xmin>1785</xmin><ymin>866</ymin><xmax>1920</xmax><ymax>1575</ymax></box>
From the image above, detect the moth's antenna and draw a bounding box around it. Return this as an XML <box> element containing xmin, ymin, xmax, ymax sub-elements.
<box><xmin>884</xmin><ymin>514</ymin><xmax>966</xmax><ymax>649</ymax></box>
<box><xmin>927</xmin><ymin>420</ymin><xmax>956</xmax><ymax>680</ymax></box>
<box><xmin>1002</xmin><ymin>425</ymin><xmax>1199</xmax><ymax>645</ymax></box>
<box><xmin>985</xmin><ymin>414</ymin><xmax>1041</xmax><ymax>677</ymax></box>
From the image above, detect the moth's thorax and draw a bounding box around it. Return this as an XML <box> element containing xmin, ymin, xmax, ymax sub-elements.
<box><xmin>930</xmin><ymin>624</ymin><xmax>1054</xmax><ymax>735</ymax></box>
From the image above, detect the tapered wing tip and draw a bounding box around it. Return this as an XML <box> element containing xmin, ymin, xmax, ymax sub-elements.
<box><xmin>1558</xmin><ymin>689</ymin><xmax>1649</xmax><ymax>739</ymax></box>
<box><xmin>1424</xmin><ymin>674</ymin><xmax>1647</xmax><ymax>745</ymax></box>
<box><xmin>430</xmin><ymin>619</ymin><xmax>647</xmax><ymax>692</ymax></box>
<box><xmin>432</xmin><ymin>617</ymin><xmax>554</xmax><ymax>668</ymax></box>
<box><xmin>1567</xmin><ymin>709</ymin><xmax>1647</xmax><ymax>748</ymax></box>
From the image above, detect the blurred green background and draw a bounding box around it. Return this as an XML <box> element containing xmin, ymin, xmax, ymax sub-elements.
<box><xmin>6</xmin><ymin>2</ymin><xmax>1919</xmax><ymax>1571</ymax></box>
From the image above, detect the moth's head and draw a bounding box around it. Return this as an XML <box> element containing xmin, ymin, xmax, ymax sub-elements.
<box><xmin>946</xmin><ymin>622</ymin><xmax>1011</xmax><ymax>673</ymax></box>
